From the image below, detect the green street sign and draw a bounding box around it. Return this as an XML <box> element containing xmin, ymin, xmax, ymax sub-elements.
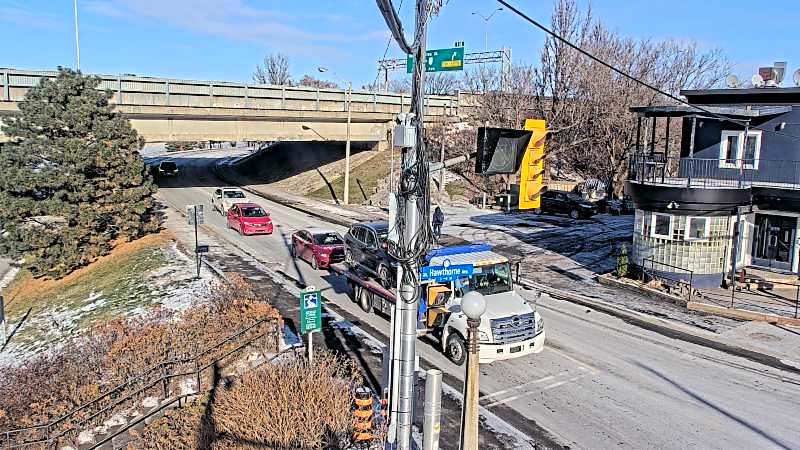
<box><xmin>407</xmin><ymin>47</ymin><xmax>465</xmax><ymax>73</ymax></box>
<box><xmin>299</xmin><ymin>289</ymin><xmax>322</xmax><ymax>334</ymax></box>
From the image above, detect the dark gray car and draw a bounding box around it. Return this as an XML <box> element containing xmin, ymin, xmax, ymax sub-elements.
<box><xmin>344</xmin><ymin>221</ymin><xmax>397</xmax><ymax>287</ymax></box>
<box><xmin>536</xmin><ymin>190</ymin><xmax>597</xmax><ymax>219</ymax></box>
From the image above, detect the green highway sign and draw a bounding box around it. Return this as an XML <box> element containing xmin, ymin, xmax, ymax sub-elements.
<box><xmin>407</xmin><ymin>47</ymin><xmax>465</xmax><ymax>73</ymax></box>
<box><xmin>299</xmin><ymin>289</ymin><xmax>322</xmax><ymax>334</ymax></box>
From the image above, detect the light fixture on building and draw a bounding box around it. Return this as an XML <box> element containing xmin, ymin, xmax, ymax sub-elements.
<box><xmin>667</xmin><ymin>201</ymin><xmax>679</xmax><ymax>209</ymax></box>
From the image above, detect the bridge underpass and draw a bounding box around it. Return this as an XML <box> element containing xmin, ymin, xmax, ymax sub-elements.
<box><xmin>0</xmin><ymin>68</ymin><xmax>467</xmax><ymax>144</ymax></box>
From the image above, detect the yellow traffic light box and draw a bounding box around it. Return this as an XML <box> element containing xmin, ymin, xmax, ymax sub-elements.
<box><xmin>519</xmin><ymin>119</ymin><xmax>547</xmax><ymax>210</ymax></box>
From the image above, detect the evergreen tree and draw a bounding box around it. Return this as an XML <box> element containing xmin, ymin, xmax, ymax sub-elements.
<box><xmin>0</xmin><ymin>68</ymin><xmax>159</xmax><ymax>278</ymax></box>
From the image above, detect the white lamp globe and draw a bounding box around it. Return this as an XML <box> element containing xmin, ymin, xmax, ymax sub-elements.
<box><xmin>461</xmin><ymin>291</ymin><xmax>486</xmax><ymax>320</ymax></box>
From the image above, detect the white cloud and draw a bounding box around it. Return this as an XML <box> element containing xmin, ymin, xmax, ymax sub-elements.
<box><xmin>0</xmin><ymin>4</ymin><xmax>63</xmax><ymax>29</ymax></box>
<box><xmin>84</xmin><ymin>0</ymin><xmax>384</xmax><ymax>52</ymax></box>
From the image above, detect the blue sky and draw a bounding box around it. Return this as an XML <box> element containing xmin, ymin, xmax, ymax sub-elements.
<box><xmin>1</xmin><ymin>0</ymin><xmax>799</xmax><ymax>88</ymax></box>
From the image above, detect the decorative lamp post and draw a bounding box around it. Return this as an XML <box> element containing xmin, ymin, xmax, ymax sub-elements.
<box><xmin>459</xmin><ymin>290</ymin><xmax>486</xmax><ymax>450</ymax></box>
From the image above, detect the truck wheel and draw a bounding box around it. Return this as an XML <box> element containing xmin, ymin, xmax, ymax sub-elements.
<box><xmin>358</xmin><ymin>286</ymin><xmax>374</xmax><ymax>313</ymax></box>
<box><xmin>569</xmin><ymin>209</ymin><xmax>579</xmax><ymax>219</ymax></box>
<box><xmin>446</xmin><ymin>333</ymin><xmax>467</xmax><ymax>366</ymax></box>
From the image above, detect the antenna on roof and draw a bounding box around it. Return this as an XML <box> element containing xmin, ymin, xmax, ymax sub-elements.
<box><xmin>725</xmin><ymin>74</ymin><xmax>740</xmax><ymax>88</ymax></box>
<box><xmin>751</xmin><ymin>73</ymin><xmax>765</xmax><ymax>88</ymax></box>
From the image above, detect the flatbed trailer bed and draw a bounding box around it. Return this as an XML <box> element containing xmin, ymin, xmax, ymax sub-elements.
<box><xmin>329</xmin><ymin>263</ymin><xmax>396</xmax><ymax>314</ymax></box>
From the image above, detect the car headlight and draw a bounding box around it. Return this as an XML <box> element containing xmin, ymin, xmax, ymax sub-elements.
<box><xmin>535</xmin><ymin>315</ymin><xmax>544</xmax><ymax>335</ymax></box>
<box><xmin>478</xmin><ymin>331</ymin><xmax>490</xmax><ymax>342</ymax></box>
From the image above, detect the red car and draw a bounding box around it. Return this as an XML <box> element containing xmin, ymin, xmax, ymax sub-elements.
<box><xmin>291</xmin><ymin>228</ymin><xmax>346</xmax><ymax>269</ymax></box>
<box><xmin>226</xmin><ymin>203</ymin><xmax>273</xmax><ymax>235</ymax></box>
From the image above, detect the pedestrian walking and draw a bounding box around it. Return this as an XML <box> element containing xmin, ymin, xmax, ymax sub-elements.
<box><xmin>432</xmin><ymin>205</ymin><xmax>444</xmax><ymax>240</ymax></box>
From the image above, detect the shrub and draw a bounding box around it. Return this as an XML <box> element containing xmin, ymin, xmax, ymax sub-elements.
<box><xmin>0</xmin><ymin>275</ymin><xmax>281</xmax><ymax>436</ymax></box>
<box><xmin>130</xmin><ymin>351</ymin><xmax>362</xmax><ymax>450</ymax></box>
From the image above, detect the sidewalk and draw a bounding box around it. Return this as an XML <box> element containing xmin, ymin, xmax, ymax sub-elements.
<box><xmin>161</xmin><ymin>200</ymin><xmax>531</xmax><ymax>449</ymax></box>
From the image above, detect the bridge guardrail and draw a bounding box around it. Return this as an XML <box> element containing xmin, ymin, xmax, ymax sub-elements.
<box><xmin>0</xmin><ymin>68</ymin><xmax>460</xmax><ymax>117</ymax></box>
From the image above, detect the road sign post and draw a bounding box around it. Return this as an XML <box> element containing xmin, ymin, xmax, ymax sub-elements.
<box><xmin>406</xmin><ymin>47</ymin><xmax>465</xmax><ymax>73</ymax></box>
<box><xmin>187</xmin><ymin>205</ymin><xmax>205</xmax><ymax>278</ymax></box>
<box><xmin>300</xmin><ymin>287</ymin><xmax>322</xmax><ymax>364</ymax></box>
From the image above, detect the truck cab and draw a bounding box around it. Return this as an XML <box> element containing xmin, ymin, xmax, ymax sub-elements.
<box><xmin>421</xmin><ymin>244</ymin><xmax>545</xmax><ymax>365</ymax></box>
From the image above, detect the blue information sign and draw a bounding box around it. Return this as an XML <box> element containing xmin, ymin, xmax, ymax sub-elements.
<box><xmin>420</xmin><ymin>258</ymin><xmax>474</xmax><ymax>282</ymax></box>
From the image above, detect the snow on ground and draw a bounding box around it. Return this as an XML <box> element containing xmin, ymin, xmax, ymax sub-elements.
<box><xmin>0</xmin><ymin>242</ymin><xmax>213</xmax><ymax>366</ymax></box>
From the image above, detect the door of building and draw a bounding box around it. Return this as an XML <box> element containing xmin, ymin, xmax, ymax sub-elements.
<box><xmin>751</xmin><ymin>214</ymin><xmax>797</xmax><ymax>271</ymax></box>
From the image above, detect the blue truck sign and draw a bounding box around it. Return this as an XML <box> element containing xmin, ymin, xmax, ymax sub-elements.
<box><xmin>420</xmin><ymin>258</ymin><xmax>474</xmax><ymax>282</ymax></box>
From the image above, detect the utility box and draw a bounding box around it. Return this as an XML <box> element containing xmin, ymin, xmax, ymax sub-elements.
<box><xmin>393</xmin><ymin>124</ymin><xmax>416</xmax><ymax>148</ymax></box>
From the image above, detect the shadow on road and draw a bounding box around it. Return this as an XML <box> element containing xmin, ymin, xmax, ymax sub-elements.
<box><xmin>635</xmin><ymin>361</ymin><xmax>794</xmax><ymax>450</ymax></box>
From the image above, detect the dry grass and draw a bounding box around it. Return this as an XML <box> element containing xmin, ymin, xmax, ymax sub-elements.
<box><xmin>4</xmin><ymin>232</ymin><xmax>172</xmax><ymax>316</ymax></box>
<box><xmin>129</xmin><ymin>352</ymin><xmax>363</xmax><ymax>450</ymax></box>
<box><xmin>308</xmin><ymin>149</ymin><xmax>392</xmax><ymax>204</ymax></box>
<box><xmin>0</xmin><ymin>274</ymin><xmax>281</xmax><ymax>434</ymax></box>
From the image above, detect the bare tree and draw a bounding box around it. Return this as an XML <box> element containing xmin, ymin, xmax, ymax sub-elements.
<box><xmin>298</xmin><ymin>75</ymin><xmax>338</xmax><ymax>89</ymax></box>
<box><xmin>531</xmin><ymin>0</ymin><xmax>729</xmax><ymax>196</ymax></box>
<box><xmin>426</xmin><ymin>73</ymin><xmax>458</xmax><ymax>95</ymax></box>
<box><xmin>253</xmin><ymin>53</ymin><xmax>292</xmax><ymax>85</ymax></box>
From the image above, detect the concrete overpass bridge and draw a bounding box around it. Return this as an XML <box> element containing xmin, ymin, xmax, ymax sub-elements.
<box><xmin>0</xmin><ymin>68</ymin><xmax>469</xmax><ymax>144</ymax></box>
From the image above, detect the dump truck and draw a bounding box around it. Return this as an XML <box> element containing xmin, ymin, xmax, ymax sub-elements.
<box><xmin>332</xmin><ymin>243</ymin><xmax>545</xmax><ymax>365</ymax></box>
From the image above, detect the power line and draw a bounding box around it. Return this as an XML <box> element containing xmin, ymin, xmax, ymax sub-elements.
<box><xmin>496</xmin><ymin>0</ymin><xmax>800</xmax><ymax>144</ymax></box>
<box><xmin>374</xmin><ymin>0</ymin><xmax>406</xmax><ymax>89</ymax></box>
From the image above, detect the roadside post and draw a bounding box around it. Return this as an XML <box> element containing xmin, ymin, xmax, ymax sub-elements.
<box><xmin>299</xmin><ymin>287</ymin><xmax>322</xmax><ymax>364</ymax></box>
<box><xmin>187</xmin><ymin>204</ymin><xmax>205</xmax><ymax>278</ymax></box>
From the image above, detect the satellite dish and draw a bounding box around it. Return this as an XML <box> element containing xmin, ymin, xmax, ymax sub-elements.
<box><xmin>725</xmin><ymin>74</ymin><xmax>740</xmax><ymax>88</ymax></box>
<box><xmin>751</xmin><ymin>73</ymin><xmax>765</xmax><ymax>88</ymax></box>
<box><xmin>794</xmin><ymin>68</ymin><xmax>800</xmax><ymax>87</ymax></box>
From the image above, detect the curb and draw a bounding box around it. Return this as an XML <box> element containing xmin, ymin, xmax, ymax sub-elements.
<box><xmin>518</xmin><ymin>277</ymin><xmax>800</xmax><ymax>375</ymax></box>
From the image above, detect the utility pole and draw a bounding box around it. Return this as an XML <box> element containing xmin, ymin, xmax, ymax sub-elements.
<box><xmin>73</xmin><ymin>0</ymin><xmax>81</xmax><ymax>71</ymax></box>
<box><xmin>344</xmin><ymin>80</ymin><xmax>352</xmax><ymax>205</ymax></box>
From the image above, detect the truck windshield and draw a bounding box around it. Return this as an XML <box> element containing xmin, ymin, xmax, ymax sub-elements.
<box><xmin>224</xmin><ymin>191</ymin><xmax>246</xmax><ymax>199</ymax></box>
<box><xmin>454</xmin><ymin>262</ymin><xmax>512</xmax><ymax>296</ymax></box>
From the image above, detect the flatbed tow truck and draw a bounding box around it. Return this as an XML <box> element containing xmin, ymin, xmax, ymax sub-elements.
<box><xmin>330</xmin><ymin>243</ymin><xmax>545</xmax><ymax>365</ymax></box>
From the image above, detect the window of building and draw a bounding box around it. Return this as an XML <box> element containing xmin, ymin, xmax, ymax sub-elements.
<box><xmin>651</xmin><ymin>213</ymin><xmax>673</xmax><ymax>239</ymax></box>
<box><xmin>719</xmin><ymin>130</ymin><xmax>761</xmax><ymax>169</ymax></box>
<box><xmin>686</xmin><ymin>217</ymin><xmax>710</xmax><ymax>240</ymax></box>
<box><xmin>641</xmin><ymin>213</ymin><xmax>651</xmax><ymax>236</ymax></box>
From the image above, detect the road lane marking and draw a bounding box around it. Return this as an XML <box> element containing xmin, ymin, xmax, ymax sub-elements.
<box><xmin>479</xmin><ymin>371</ymin><xmax>569</xmax><ymax>402</ymax></box>
<box><xmin>483</xmin><ymin>374</ymin><xmax>586</xmax><ymax>408</ymax></box>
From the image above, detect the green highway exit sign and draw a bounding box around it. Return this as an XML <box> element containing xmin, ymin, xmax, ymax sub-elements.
<box><xmin>407</xmin><ymin>47</ymin><xmax>465</xmax><ymax>73</ymax></box>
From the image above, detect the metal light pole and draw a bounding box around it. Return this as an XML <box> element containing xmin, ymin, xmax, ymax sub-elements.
<box><xmin>318</xmin><ymin>67</ymin><xmax>352</xmax><ymax>205</ymax></box>
<box><xmin>471</xmin><ymin>8</ymin><xmax>502</xmax><ymax>52</ymax></box>
<box><xmin>459</xmin><ymin>291</ymin><xmax>486</xmax><ymax>450</ymax></box>
<box><xmin>73</xmin><ymin>0</ymin><xmax>81</xmax><ymax>71</ymax></box>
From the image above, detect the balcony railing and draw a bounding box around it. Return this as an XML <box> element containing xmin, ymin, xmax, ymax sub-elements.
<box><xmin>628</xmin><ymin>155</ymin><xmax>800</xmax><ymax>190</ymax></box>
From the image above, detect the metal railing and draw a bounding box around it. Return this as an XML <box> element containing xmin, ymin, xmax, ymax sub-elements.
<box><xmin>0</xmin><ymin>68</ymin><xmax>459</xmax><ymax>117</ymax></box>
<box><xmin>628</xmin><ymin>155</ymin><xmax>800</xmax><ymax>190</ymax></box>
<box><xmin>0</xmin><ymin>317</ymin><xmax>281</xmax><ymax>449</ymax></box>
<box><xmin>640</xmin><ymin>257</ymin><xmax>695</xmax><ymax>303</ymax></box>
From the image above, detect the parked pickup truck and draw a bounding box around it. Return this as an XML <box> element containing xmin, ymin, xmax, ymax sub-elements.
<box><xmin>332</xmin><ymin>243</ymin><xmax>545</xmax><ymax>365</ymax></box>
<box><xmin>212</xmin><ymin>187</ymin><xmax>249</xmax><ymax>215</ymax></box>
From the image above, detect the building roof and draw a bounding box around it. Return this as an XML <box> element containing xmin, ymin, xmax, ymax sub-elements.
<box><xmin>630</xmin><ymin>105</ymin><xmax>791</xmax><ymax>118</ymax></box>
<box><xmin>680</xmin><ymin>87</ymin><xmax>800</xmax><ymax>105</ymax></box>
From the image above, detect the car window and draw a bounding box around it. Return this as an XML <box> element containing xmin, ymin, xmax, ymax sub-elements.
<box><xmin>240</xmin><ymin>206</ymin><xmax>267</xmax><ymax>217</ymax></box>
<box><xmin>314</xmin><ymin>232</ymin><xmax>344</xmax><ymax>245</ymax></box>
<box><xmin>160</xmin><ymin>161</ymin><xmax>177</xmax><ymax>171</ymax></box>
<box><xmin>224</xmin><ymin>190</ymin><xmax>246</xmax><ymax>199</ymax></box>
<box><xmin>352</xmin><ymin>226</ymin><xmax>365</xmax><ymax>242</ymax></box>
<box><xmin>364</xmin><ymin>230</ymin><xmax>377</xmax><ymax>248</ymax></box>
<box><xmin>543</xmin><ymin>191</ymin><xmax>555</xmax><ymax>199</ymax></box>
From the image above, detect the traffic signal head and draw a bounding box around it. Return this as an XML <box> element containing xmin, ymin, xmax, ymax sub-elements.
<box><xmin>519</xmin><ymin>119</ymin><xmax>547</xmax><ymax>210</ymax></box>
<box><xmin>475</xmin><ymin>127</ymin><xmax>533</xmax><ymax>175</ymax></box>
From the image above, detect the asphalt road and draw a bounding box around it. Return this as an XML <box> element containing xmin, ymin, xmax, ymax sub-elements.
<box><xmin>150</xmin><ymin>150</ymin><xmax>800</xmax><ymax>450</ymax></box>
